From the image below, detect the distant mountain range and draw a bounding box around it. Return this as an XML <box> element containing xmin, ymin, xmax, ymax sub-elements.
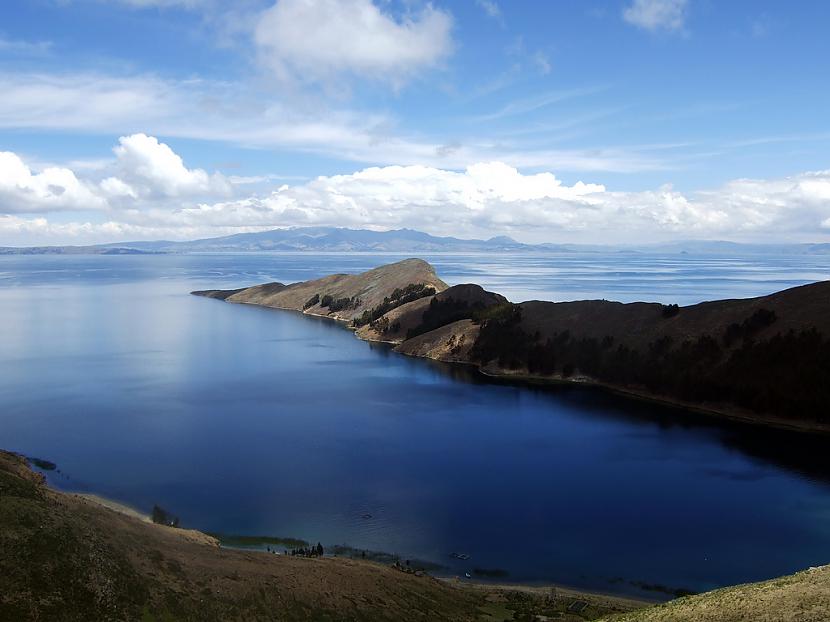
<box><xmin>2</xmin><ymin>226</ymin><xmax>830</xmax><ymax>255</ymax></box>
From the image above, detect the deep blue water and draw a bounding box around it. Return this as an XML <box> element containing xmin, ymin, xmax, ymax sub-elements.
<box><xmin>2</xmin><ymin>252</ymin><xmax>830</xmax><ymax>599</ymax></box>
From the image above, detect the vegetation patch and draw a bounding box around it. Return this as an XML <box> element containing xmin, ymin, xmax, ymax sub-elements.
<box><xmin>329</xmin><ymin>545</ymin><xmax>445</xmax><ymax>572</ymax></box>
<box><xmin>320</xmin><ymin>294</ymin><xmax>360</xmax><ymax>312</ymax></box>
<box><xmin>151</xmin><ymin>504</ymin><xmax>179</xmax><ymax>527</ymax></box>
<box><xmin>207</xmin><ymin>533</ymin><xmax>309</xmax><ymax>549</ymax></box>
<box><xmin>471</xmin><ymin>306</ymin><xmax>830</xmax><ymax>423</ymax></box>
<box><xmin>352</xmin><ymin>283</ymin><xmax>436</xmax><ymax>327</ymax></box>
<box><xmin>26</xmin><ymin>456</ymin><xmax>57</xmax><ymax>471</ymax></box>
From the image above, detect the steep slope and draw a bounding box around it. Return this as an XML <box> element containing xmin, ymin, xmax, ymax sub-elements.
<box><xmin>0</xmin><ymin>451</ymin><xmax>475</xmax><ymax>621</ymax></box>
<box><xmin>463</xmin><ymin>280</ymin><xmax>830</xmax><ymax>428</ymax></box>
<box><xmin>517</xmin><ymin>279</ymin><xmax>830</xmax><ymax>349</ymax></box>
<box><xmin>0</xmin><ymin>451</ymin><xmax>645</xmax><ymax>621</ymax></box>
<box><xmin>357</xmin><ymin>283</ymin><xmax>507</xmax><ymax>344</ymax></box>
<box><xmin>603</xmin><ymin>564</ymin><xmax>830</xmax><ymax>622</ymax></box>
<box><xmin>199</xmin><ymin>258</ymin><xmax>448</xmax><ymax>324</ymax></box>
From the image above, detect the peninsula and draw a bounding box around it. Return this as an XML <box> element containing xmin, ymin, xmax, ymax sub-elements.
<box><xmin>194</xmin><ymin>258</ymin><xmax>830</xmax><ymax>433</ymax></box>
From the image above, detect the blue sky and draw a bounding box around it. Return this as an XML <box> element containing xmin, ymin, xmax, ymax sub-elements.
<box><xmin>0</xmin><ymin>0</ymin><xmax>829</xmax><ymax>245</ymax></box>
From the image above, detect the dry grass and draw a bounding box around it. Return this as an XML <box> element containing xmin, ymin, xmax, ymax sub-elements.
<box><xmin>0</xmin><ymin>450</ymin><xmax>645</xmax><ymax>621</ymax></box>
<box><xmin>602</xmin><ymin>565</ymin><xmax>830</xmax><ymax>622</ymax></box>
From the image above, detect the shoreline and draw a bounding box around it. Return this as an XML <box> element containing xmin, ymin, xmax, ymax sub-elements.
<box><xmin>474</xmin><ymin>366</ymin><xmax>830</xmax><ymax>436</ymax></box>
<box><xmin>72</xmin><ymin>482</ymin><xmax>655</xmax><ymax>605</ymax></box>
<box><xmin>225</xmin><ymin>296</ymin><xmax>830</xmax><ymax>436</ymax></box>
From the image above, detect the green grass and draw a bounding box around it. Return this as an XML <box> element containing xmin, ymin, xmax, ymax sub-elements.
<box><xmin>206</xmin><ymin>532</ymin><xmax>309</xmax><ymax>549</ymax></box>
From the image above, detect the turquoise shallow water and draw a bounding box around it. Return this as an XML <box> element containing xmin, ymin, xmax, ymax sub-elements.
<box><xmin>2</xmin><ymin>252</ymin><xmax>830</xmax><ymax>599</ymax></box>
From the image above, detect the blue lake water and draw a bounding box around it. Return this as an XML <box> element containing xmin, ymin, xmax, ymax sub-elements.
<box><xmin>2</xmin><ymin>252</ymin><xmax>830</xmax><ymax>599</ymax></box>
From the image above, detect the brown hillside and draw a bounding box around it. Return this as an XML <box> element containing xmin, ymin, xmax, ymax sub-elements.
<box><xmin>518</xmin><ymin>280</ymin><xmax>830</xmax><ymax>349</ymax></box>
<box><xmin>224</xmin><ymin>258</ymin><xmax>447</xmax><ymax>323</ymax></box>
<box><xmin>357</xmin><ymin>283</ymin><xmax>507</xmax><ymax>344</ymax></box>
<box><xmin>0</xmin><ymin>451</ymin><xmax>645</xmax><ymax>621</ymax></box>
<box><xmin>603</xmin><ymin>564</ymin><xmax>830</xmax><ymax>622</ymax></box>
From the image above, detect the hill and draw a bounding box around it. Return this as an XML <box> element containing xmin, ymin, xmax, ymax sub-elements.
<box><xmin>3</xmin><ymin>450</ymin><xmax>828</xmax><ymax>620</ymax></box>
<box><xmin>198</xmin><ymin>259</ymin><xmax>830</xmax><ymax>432</ymax></box>
<box><xmin>602</xmin><ymin>564</ymin><xmax>830</xmax><ymax>622</ymax></box>
<box><xmin>5</xmin><ymin>227</ymin><xmax>830</xmax><ymax>255</ymax></box>
<box><xmin>0</xmin><ymin>227</ymin><xmax>532</xmax><ymax>255</ymax></box>
<box><xmin>194</xmin><ymin>258</ymin><xmax>449</xmax><ymax>325</ymax></box>
<box><xmin>0</xmin><ymin>450</ymin><xmax>645</xmax><ymax>621</ymax></box>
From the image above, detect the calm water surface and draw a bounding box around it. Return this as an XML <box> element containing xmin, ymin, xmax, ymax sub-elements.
<box><xmin>2</xmin><ymin>252</ymin><xmax>830</xmax><ymax>599</ymax></box>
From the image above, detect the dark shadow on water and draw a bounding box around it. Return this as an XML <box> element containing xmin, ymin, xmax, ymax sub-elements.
<box><xmin>234</xmin><ymin>301</ymin><xmax>830</xmax><ymax>486</ymax></box>
<box><xmin>412</xmin><ymin>356</ymin><xmax>830</xmax><ymax>487</ymax></box>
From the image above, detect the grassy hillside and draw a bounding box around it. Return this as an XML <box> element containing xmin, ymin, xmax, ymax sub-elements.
<box><xmin>465</xmin><ymin>281</ymin><xmax>830</xmax><ymax>429</ymax></box>
<box><xmin>194</xmin><ymin>258</ymin><xmax>447</xmax><ymax>324</ymax></box>
<box><xmin>602</xmin><ymin>564</ymin><xmax>830</xmax><ymax>622</ymax></box>
<box><xmin>5</xmin><ymin>447</ymin><xmax>826</xmax><ymax>621</ymax></box>
<box><xmin>0</xmin><ymin>451</ymin><xmax>646</xmax><ymax>621</ymax></box>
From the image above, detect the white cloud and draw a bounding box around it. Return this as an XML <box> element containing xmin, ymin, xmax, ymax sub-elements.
<box><xmin>111</xmin><ymin>133</ymin><xmax>231</xmax><ymax>198</ymax></box>
<box><xmin>2</xmin><ymin>163</ymin><xmax>830</xmax><ymax>245</ymax></box>
<box><xmin>0</xmin><ymin>152</ymin><xmax>106</xmax><ymax>213</ymax></box>
<box><xmin>532</xmin><ymin>51</ymin><xmax>552</xmax><ymax>75</ymax></box>
<box><xmin>476</xmin><ymin>0</ymin><xmax>501</xmax><ymax>19</ymax></box>
<box><xmin>0</xmin><ymin>36</ymin><xmax>53</xmax><ymax>55</ymax></box>
<box><xmin>0</xmin><ymin>71</ymin><xmax>665</xmax><ymax>173</ymax></box>
<box><xmin>0</xmin><ymin>134</ymin><xmax>231</xmax><ymax>215</ymax></box>
<box><xmin>201</xmin><ymin>165</ymin><xmax>827</xmax><ymax>241</ymax></box>
<box><xmin>253</xmin><ymin>0</ymin><xmax>453</xmax><ymax>88</ymax></box>
<box><xmin>623</xmin><ymin>0</ymin><xmax>688</xmax><ymax>32</ymax></box>
<box><xmin>107</xmin><ymin>0</ymin><xmax>208</xmax><ymax>8</ymax></box>
<box><xmin>0</xmin><ymin>73</ymin><xmax>176</xmax><ymax>132</ymax></box>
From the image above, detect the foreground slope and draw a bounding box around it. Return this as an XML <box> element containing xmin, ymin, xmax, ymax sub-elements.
<box><xmin>0</xmin><ymin>451</ymin><xmax>475</xmax><ymax>621</ymax></box>
<box><xmin>0</xmin><ymin>451</ymin><xmax>645</xmax><ymax>621</ymax></box>
<box><xmin>603</xmin><ymin>564</ymin><xmax>830</xmax><ymax>622</ymax></box>
<box><xmin>3</xmin><ymin>451</ymin><xmax>827</xmax><ymax>621</ymax></box>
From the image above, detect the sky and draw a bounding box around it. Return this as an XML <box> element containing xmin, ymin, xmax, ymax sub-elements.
<box><xmin>0</xmin><ymin>0</ymin><xmax>829</xmax><ymax>246</ymax></box>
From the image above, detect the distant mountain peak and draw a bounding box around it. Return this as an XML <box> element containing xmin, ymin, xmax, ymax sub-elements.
<box><xmin>487</xmin><ymin>235</ymin><xmax>519</xmax><ymax>244</ymax></box>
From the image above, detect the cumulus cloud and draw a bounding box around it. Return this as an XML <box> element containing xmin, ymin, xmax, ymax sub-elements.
<box><xmin>254</xmin><ymin>0</ymin><xmax>453</xmax><ymax>88</ymax></box>
<box><xmin>180</xmin><ymin>164</ymin><xmax>826</xmax><ymax>241</ymax></box>
<box><xmin>2</xmin><ymin>149</ymin><xmax>829</xmax><ymax>245</ymax></box>
<box><xmin>0</xmin><ymin>152</ymin><xmax>106</xmax><ymax>213</ymax></box>
<box><xmin>111</xmin><ymin>133</ymin><xmax>231</xmax><ymax>199</ymax></box>
<box><xmin>0</xmin><ymin>134</ymin><xmax>230</xmax><ymax>216</ymax></box>
<box><xmin>623</xmin><ymin>0</ymin><xmax>688</xmax><ymax>32</ymax></box>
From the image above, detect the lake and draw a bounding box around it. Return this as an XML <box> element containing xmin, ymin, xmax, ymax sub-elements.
<box><xmin>2</xmin><ymin>251</ymin><xmax>830</xmax><ymax>599</ymax></box>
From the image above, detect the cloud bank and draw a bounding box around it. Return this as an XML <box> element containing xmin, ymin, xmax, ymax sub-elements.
<box><xmin>1</xmin><ymin>135</ymin><xmax>829</xmax><ymax>246</ymax></box>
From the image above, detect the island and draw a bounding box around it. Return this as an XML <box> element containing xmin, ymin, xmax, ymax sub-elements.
<box><xmin>194</xmin><ymin>258</ymin><xmax>830</xmax><ymax>433</ymax></box>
